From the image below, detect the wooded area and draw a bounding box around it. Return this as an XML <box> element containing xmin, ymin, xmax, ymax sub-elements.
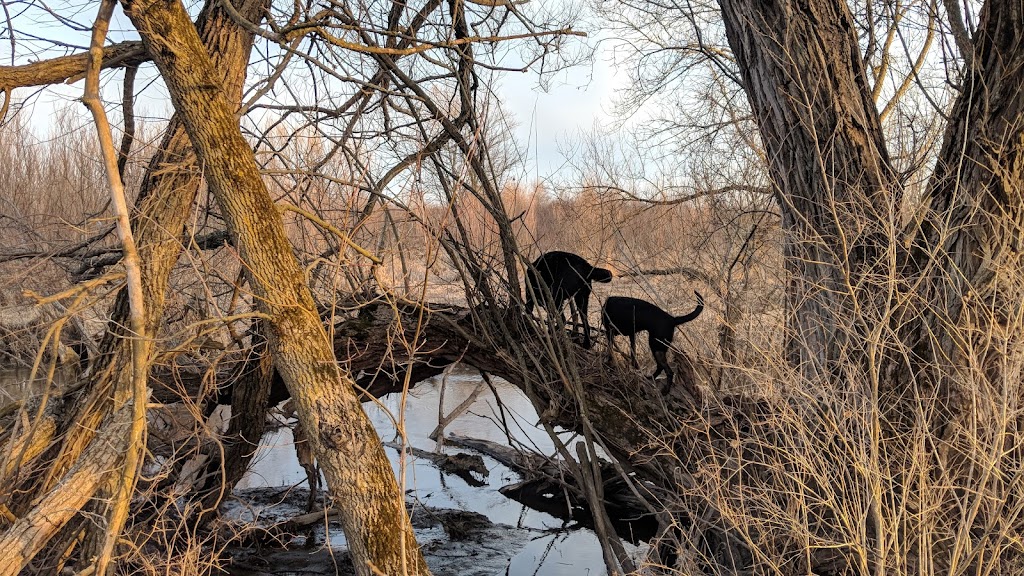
<box><xmin>0</xmin><ymin>0</ymin><xmax>1021</xmax><ymax>572</ymax></box>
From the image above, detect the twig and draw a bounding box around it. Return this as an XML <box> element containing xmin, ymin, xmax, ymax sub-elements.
<box><xmin>428</xmin><ymin>379</ymin><xmax>484</xmax><ymax>444</ymax></box>
<box><xmin>278</xmin><ymin>202</ymin><xmax>383</xmax><ymax>265</ymax></box>
<box><xmin>23</xmin><ymin>271</ymin><xmax>125</xmax><ymax>306</ymax></box>
<box><xmin>576</xmin><ymin>443</ymin><xmax>636</xmax><ymax>574</ymax></box>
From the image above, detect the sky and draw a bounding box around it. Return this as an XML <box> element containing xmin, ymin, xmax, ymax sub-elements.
<box><xmin>497</xmin><ymin>50</ymin><xmax>626</xmax><ymax>181</ymax></box>
<box><xmin>4</xmin><ymin>3</ymin><xmax>628</xmax><ymax>185</ymax></box>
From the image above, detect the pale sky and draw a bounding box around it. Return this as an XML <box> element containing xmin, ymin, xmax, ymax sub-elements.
<box><xmin>498</xmin><ymin>48</ymin><xmax>625</xmax><ymax>180</ymax></box>
<box><xmin>5</xmin><ymin>5</ymin><xmax>627</xmax><ymax>184</ymax></box>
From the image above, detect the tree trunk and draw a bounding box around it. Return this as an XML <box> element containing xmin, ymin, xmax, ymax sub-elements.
<box><xmin>0</xmin><ymin>1</ymin><xmax>268</xmax><ymax>570</ymax></box>
<box><xmin>74</xmin><ymin>0</ymin><xmax>271</xmax><ymax>551</ymax></box>
<box><xmin>118</xmin><ymin>0</ymin><xmax>430</xmax><ymax>573</ymax></box>
<box><xmin>915</xmin><ymin>0</ymin><xmax>1024</xmax><ymax>401</ymax></box>
<box><xmin>718</xmin><ymin>0</ymin><xmax>898</xmax><ymax>382</ymax></box>
<box><xmin>196</xmin><ymin>322</ymin><xmax>275</xmax><ymax>517</ymax></box>
<box><xmin>715</xmin><ymin>0</ymin><xmax>1024</xmax><ymax>571</ymax></box>
<box><xmin>717</xmin><ymin>0</ymin><xmax>1024</xmax><ymax>404</ymax></box>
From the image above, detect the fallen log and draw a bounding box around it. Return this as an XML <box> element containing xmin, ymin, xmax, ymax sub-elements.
<box><xmin>383</xmin><ymin>441</ymin><xmax>488</xmax><ymax>487</ymax></box>
<box><xmin>447</xmin><ymin>434</ymin><xmax>659</xmax><ymax>545</ymax></box>
<box><xmin>83</xmin><ymin>293</ymin><xmax>760</xmax><ymax>572</ymax></box>
<box><xmin>445</xmin><ymin>435</ymin><xmax>549</xmax><ymax>473</ymax></box>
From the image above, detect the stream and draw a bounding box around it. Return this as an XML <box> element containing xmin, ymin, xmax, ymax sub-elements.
<box><xmin>1</xmin><ymin>367</ymin><xmax>640</xmax><ymax>574</ymax></box>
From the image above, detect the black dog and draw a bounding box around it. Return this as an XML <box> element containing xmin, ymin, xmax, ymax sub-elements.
<box><xmin>525</xmin><ymin>251</ymin><xmax>613</xmax><ymax>348</ymax></box>
<box><xmin>602</xmin><ymin>292</ymin><xmax>704</xmax><ymax>393</ymax></box>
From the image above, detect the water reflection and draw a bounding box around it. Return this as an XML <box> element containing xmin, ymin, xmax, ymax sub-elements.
<box><xmin>0</xmin><ymin>366</ymin><xmax>623</xmax><ymax>574</ymax></box>
<box><xmin>242</xmin><ymin>368</ymin><xmax>618</xmax><ymax>575</ymax></box>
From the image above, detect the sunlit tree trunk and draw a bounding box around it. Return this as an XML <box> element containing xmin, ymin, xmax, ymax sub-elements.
<box><xmin>118</xmin><ymin>0</ymin><xmax>431</xmax><ymax>573</ymax></box>
<box><xmin>85</xmin><ymin>0</ymin><xmax>273</xmax><ymax>518</ymax></box>
<box><xmin>0</xmin><ymin>1</ymin><xmax>268</xmax><ymax>571</ymax></box>
<box><xmin>74</xmin><ymin>0</ymin><xmax>272</xmax><ymax>562</ymax></box>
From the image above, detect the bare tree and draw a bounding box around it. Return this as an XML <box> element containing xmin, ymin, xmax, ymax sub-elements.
<box><xmin>5</xmin><ymin>0</ymin><xmax>1018</xmax><ymax>571</ymax></box>
<box><xmin>0</xmin><ymin>0</ymin><xmax>583</xmax><ymax>572</ymax></box>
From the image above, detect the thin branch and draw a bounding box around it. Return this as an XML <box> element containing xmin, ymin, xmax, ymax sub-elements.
<box><xmin>573</xmin><ymin>183</ymin><xmax>772</xmax><ymax>205</ymax></box>
<box><xmin>941</xmin><ymin>0</ymin><xmax>974</xmax><ymax>69</ymax></box>
<box><xmin>870</xmin><ymin>5</ymin><xmax>904</xmax><ymax>102</ymax></box>
<box><xmin>0</xmin><ymin>41</ymin><xmax>146</xmax><ymax>90</ymax></box>
<box><xmin>23</xmin><ymin>271</ymin><xmax>125</xmax><ymax>306</ymax></box>
<box><xmin>81</xmin><ymin>0</ymin><xmax>149</xmax><ymax>570</ymax></box>
<box><xmin>303</xmin><ymin>26</ymin><xmax>585</xmax><ymax>55</ymax></box>
<box><xmin>0</xmin><ymin>224</ymin><xmax>115</xmax><ymax>264</ymax></box>
<box><xmin>117</xmin><ymin>64</ymin><xmax>139</xmax><ymax>179</ymax></box>
<box><xmin>218</xmin><ymin>0</ymin><xmax>582</xmax><ymax>55</ymax></box>
<box><xmin>463</xmin><ymin>0</ymin><xmax>529</xmax><ymax>6</ymax></box>
<box><xmin>2</xmin><ymin>0</ymin><xmax>13</xmax><ymax>67</ymax></box>
<box><xmin>616</xmin><ymin>266</ymin><xmax>712</xmax><ymax>284</ymax></box>
<box><xmin>880</xmin><ymin>2</ymin><xmax>936</xmax><ymax>123</ymax></box>
<box><xmin>278</xmin><ymin>202</ymin><xmax>383</xmax><ymax>264</ymax></box>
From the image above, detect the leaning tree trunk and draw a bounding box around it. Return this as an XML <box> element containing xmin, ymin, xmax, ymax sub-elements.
<box><xmin>90</xmin><ymin>0</ymin><xmax>270</xmax><ymax>380</ymax></box>
<box><xmin>78</xmin><ymin>0</ymin><xmax>272</xmax><ymax>545</ymax></box>
<box><xmin>118</xmin><ymin>0</ymin><xmax>431</xmax><ymax>573</ymax></box>
<box><xmin>0</xmin><ymin>0</ymin><xmax>268</xmax><ymax>571</ymax></box>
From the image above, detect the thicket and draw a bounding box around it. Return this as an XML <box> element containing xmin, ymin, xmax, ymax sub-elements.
<box><xmin>1</xmin><ymin>0</ymin><xmax>1021</xmax><ymax>571</ymax></box>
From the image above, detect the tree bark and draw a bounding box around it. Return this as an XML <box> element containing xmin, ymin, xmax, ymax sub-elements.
<box><xmin>717</xmin><ymin>0</ymin><xmax>1024</xmax><ymax>400</ymax></box>
<box><xmin>0</xmin><ymin>42</ymin><xmax>145</xmax><ymax>89</ymax></box>
<box><xmin>916</xmin><ymin>0</ymin><xmax>1024</xmax><ymax>396</ymax></box>
<box><xmin>0</xmin><ymin>404</ymin><xmax>133</xmax><ymax>576</ymax></box>
<box><xmin>713</xmin><ymin>0</ymin><xmax>1024</xmax><ymax>571</ymax></box>
<box><xmin>118</xmin><ymin>0</ymin><xmax>430</xmax><ymax>573</ymax></box>
<box><xmin>718</xmin><ymin>0</ymin><xmax>898</xmax><ymax>382</ymax></box>
<box><xmin>0</xmin><ymin>0</ymin><xmax>268</xmax><ymax>570</ymax></box>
